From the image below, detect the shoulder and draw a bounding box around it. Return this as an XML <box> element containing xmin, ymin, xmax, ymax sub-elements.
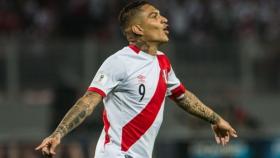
<box><xmin>103</xmin><ymin>47</ymin><xmax>128</xmax><ymax>64</ymax></box>
<box><xmin>99</xmin><ymin>47</ymin><xmax>130</xmax><ymax>76</ymax></box>
<box><xmin>107</xmin><ymin>46</ymin><xmax>133</xmax><ymax>61</ymax></box>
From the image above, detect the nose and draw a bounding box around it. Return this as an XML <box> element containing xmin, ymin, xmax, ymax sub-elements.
<box><xmin>161</xmin><ymin>16</ymin><xmax>168</xmax><ymax>24</ymax></box>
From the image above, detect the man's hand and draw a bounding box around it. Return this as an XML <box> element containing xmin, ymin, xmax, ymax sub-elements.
<box><xmin>174</xmin><ymin>90</ymin><xmax>238</xmax><ymax>146</ymax></box>
<box><xmin>211</xmin><ymin>118</ymin><xmax>238</xmax><ymax>146</ymax></box>
<box><xmin>35</xmin><ymin>134</ymin><xmax>61</xmax><ymax>157</ymax></box>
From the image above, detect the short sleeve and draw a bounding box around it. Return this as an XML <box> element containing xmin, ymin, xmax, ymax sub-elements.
<box><xmin>88</xmin><ymin>55</ymin><xmax>126</xmax><ymax>97</ymax></box>
<box><xmin>166</xmin><ymin>66</ymin><xmax>186</xmax><ymax>100</ymax></box>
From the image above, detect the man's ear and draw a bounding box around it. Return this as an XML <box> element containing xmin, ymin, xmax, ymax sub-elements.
<box><xmin>131</xmin><ymin>25</ymin><xmax>144</xmax><ymax>36</ymax></box>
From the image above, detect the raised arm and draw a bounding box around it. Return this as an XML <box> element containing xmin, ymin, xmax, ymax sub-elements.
<box><xmin>35</xmin><ymin>91</ymin><xmax>102</xmax><ymax>157</ymax></box>
<box><xmin>173</xmin><ymin>90</ymin><xmax>238</xmax><ymax>145</ymax></box>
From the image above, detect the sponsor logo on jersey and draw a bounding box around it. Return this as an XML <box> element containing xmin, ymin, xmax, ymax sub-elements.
<box><xmin>137</xmin><ymin>74</ymin><xmax>146</xmax><ymax>83</ymax></box>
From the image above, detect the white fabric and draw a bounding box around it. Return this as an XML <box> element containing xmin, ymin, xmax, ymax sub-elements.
<box><xmin>89</xmin><ymin>46</ymin><xmax>184</xmax><ymax>158</ymax></box>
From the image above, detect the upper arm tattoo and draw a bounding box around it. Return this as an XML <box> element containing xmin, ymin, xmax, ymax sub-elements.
<box><xmin>51</xmin><ymin>91</ymin><xmax>102</xmax><ymax>138</ymax></box>
<box><xmin>175</xmin><ymin>90</ymin><xmax>220</xmax><ymax>124</ymax></box>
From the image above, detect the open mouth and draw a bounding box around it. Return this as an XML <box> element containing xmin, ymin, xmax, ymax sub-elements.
<box><xmin>163</xmin><ymin>26</ymin><xmax>169</xmax><ymax>34</ymax></box>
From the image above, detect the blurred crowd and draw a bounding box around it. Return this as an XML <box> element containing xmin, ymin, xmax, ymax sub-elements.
<box><xmin>0</xmin><ymin>0</ymin><xmax>279</xmax><ymax>42</ymax></box>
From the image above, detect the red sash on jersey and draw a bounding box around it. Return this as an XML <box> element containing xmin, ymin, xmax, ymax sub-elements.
<box><xmin>121</xmin><ymin>55</ymin><xmax>169</xmax><ymax>151</ymax></box>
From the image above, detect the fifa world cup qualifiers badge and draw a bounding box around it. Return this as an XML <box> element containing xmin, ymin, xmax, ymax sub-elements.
<box><xmin>94</xmin><ymin>71</ymin><xmax>108</xmax><ymax>86</ymax></box>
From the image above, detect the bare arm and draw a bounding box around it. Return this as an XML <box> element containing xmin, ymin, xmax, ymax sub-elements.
<box><xmin>174</xmin><ymin>90</ymin><xmax>221</xmax><ymax>124</ymax></box>
<box><xmin>35</xmin><ymin>91</ymin><xmax>102</xmax><ymax>156</ymax></box>
<box><xmin>50</xmin><ymin>91</ymin><xmax>102</xmax><ymax>139</ymax></box>
<box><xmin>173</xmin><ymin>90</ymin><xmax>237</xmax><ymax>145</ymax></box>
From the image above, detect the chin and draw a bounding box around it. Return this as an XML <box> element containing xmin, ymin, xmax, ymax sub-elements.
<box><xmin>161</xmin><ymin>38</ymin><xmax>169</xmax><ymax>43</ymax></box>
<box><xmin>158</xmin><ymin>39</ymin><xmax>169</xmax><ymax>46</ymax></box>
<box><xmin>163</xmin><ymin>35</ymin><xmax>169</xmax><ymax>42</ymax></box>
<box><xmin>151</xmin><ymin>37</ymin><xmax>169</xmax><ymax>44</ymax></box>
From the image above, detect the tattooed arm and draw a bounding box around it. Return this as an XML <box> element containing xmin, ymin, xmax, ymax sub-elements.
<box><xmin>35</xmin><ymin>91</ymin><xmax>102</xmax><ymax>156</ymax></box>
<box><xmin>175</xmin><ymin>90</ymin><xmax>221</xmax><ymax>124</ymax></box>
<box><xmin>51</xmin><ymin>91</ymin><xmax>102</xmax><ymax>138</ymax></box>
<box><xmin>174</xmin><ymin>90</ymin><xmax>238</xmax><ymax>145</ymax></box>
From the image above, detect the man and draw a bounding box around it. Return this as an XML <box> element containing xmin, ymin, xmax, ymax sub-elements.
<box><xmin>36</xmin><ymin>1</ymin><xmax>238</xmax><ymax>158</ymax></box>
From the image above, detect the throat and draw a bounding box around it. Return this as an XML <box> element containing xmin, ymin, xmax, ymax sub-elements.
<box><xmin>132</xmin><ymin>42</ymin><xmax>158</xmax><ymax>56</ymax></box>
<box><xmin>143</xmin><ymin>46</ymin><xmax>157</xmax><ymax>56</ymax></box>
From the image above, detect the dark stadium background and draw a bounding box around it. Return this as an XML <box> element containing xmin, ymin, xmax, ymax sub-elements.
<box><xmin>0</xmin><ymin>0</ymin><xmax>280</xmax><ymax>158</ymax></box>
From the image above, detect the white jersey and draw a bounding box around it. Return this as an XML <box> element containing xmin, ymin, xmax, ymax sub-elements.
<box><xmin>88</xmin><ymin>45</ymin><xmax>186</xmax><ymax>158</ymax></box>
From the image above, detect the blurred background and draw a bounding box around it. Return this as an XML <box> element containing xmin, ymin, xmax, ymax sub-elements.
<box><xmin>0</xmin><ymin>0</ymin><xmax>280</xmax><ymax>157</ymax></box>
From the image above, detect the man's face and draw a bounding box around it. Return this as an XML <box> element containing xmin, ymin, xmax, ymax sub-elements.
<box><xmin>136</xmin><ymin>4</ymin><xmax>169</xmax><ymax>43</ymax></box>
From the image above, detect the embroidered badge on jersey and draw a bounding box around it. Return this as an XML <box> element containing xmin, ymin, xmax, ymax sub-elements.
<box><xmin>93</xmin><ymin>71</ymin><xmax>108</xmax><ymax>85</ymax></box>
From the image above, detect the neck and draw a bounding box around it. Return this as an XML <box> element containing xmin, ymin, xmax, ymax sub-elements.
<box><xmin>130</xmin><ymin>41</ymin><xmax>158</xmax><ymax>56</ymax></box>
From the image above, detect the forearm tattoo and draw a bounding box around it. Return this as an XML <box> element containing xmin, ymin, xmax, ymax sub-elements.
<box><xmin>176</xmin><ymin>91</ymin><xmax>220</xmax><ymax>124</ymax></box>
<box><xmin>51</xmin><ymin>92</ymin><xmax>102</xmax><ymax>138</ymax></box>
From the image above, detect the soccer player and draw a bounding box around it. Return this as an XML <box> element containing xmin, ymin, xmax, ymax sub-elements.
<box><xmin>35</xmin><ymin>1</ymin><xmax>238</xmax><ymax>158</ymax></box>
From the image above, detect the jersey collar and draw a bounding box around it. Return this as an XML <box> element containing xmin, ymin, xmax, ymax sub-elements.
<box><xmin>128</xmin><ymin>44</ymin><xmax>140</xmax><ymax>54</ymax></box>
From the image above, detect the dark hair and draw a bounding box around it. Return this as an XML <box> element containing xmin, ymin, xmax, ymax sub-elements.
<box><xmin>118</xmin><ymin>1</ymin><xmax>151</xmax><ymax>34</ymax></box>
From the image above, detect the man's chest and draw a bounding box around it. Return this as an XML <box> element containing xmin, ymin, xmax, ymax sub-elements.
<box><xmin>115</xmin><ymin>60</ymin><xmax>169</xmax><ymax>102</ymax></box>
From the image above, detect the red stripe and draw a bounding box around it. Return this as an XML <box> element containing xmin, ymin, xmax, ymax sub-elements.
<box><xmin>169</xmin><ymin>84</ymin><xmax>186</xmax><ymax>100</ymax></box>
<box><xmin>103</xmin><ymin>110</ymin><xmax>111</xmax><ymax>144</ymax></box>
<box><xmin>156</xmin><ymin>54</ymin><xmax>171</xmax><ymax>72</ymax></box>
<box><xmin>121</xmin><ymin>55</ymin><xmax>168</xmax><ymax>151</ymax></box>
<box><xmin>128</xmin><ymin>44</ymin><xmax>140</xmax><ymax>54</ymax></box>
<box><xmin>87</xmin><ymin>87</ymin><xmax>106</xmax><ymax>97</ymax></box>
<box><xmin>157</xmin><ymin>54</ymin><xmax>186</xmax><ymax>100</ymax></box>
